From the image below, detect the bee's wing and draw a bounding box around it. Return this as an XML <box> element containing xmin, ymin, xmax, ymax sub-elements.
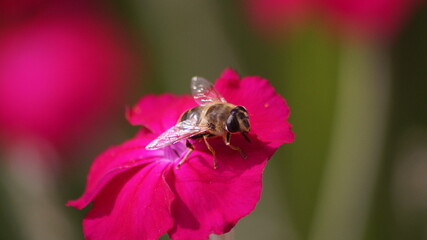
<box><xmin>145</xmin><ymin>119</ymin><xmax>206</xmax><ymax>150</ymax></box>
<box><xmin>191</xmin><ymin>76</ymin><xmax>226</xmax><ymax>106</ymax></box>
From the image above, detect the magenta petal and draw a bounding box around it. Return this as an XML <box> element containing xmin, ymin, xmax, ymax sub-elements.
<box><xmin>126</xmin><ymin>94</ymin><xmax>196</xmax><ymax>134</ymax></box>
<box><xmin>83</xmin><ymin>163</ymin><xmax>174</xmax><ymax>240</ymax></box>
<box><xmin>168</xmin><ymin>136</ymin><xmax>274</xmax><ymax>240</ymax></box>
<box><xmin>215</xmin><ymin>68</ymin><xmax>294</xmax><ymax>148</ymax></box>
<box><xmin>67</xmin><ymin>132</ymin><xmax>162</xmax><ymax>209</ymax></box>
<box><xmin>217</xmin><ymin>68</ymin><xmax>241</xmax><ymax>82</ymax></box>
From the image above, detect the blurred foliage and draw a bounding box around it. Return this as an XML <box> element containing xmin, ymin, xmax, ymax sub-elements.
<box><xmin>366</xmin><ymin>5</ymin><xmax>427</xmax><ymax>240</ymax></box>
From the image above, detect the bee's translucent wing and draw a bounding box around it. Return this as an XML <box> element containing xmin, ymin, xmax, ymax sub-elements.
<box><xmin>191</xmin><ymin>76</ymin><xmax>226</xmax><ymax>106</ymax></box>
<box><xmin>145</xmin><ymin>119</ymin><xmax>206</xmax><ymax>150</ymax></box>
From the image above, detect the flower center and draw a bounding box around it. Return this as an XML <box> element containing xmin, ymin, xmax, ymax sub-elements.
<box><xmin>162</xmin><ymin>142</ymin><xmax>187</xmax><ymax>163</ymax></box>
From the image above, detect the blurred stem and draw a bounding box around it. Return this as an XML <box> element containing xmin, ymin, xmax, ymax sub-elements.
<box><xmin>1</xmin><ymin>138</ymin><xmax>77</xmax><ymax>240</ymax></box>
<box><xmin>308</xmin><ymin>40</ymin><xmax>390</xmax><ymax>240</ymax></box>
<box><xmin>278</xmin><ymin>27</ymin><xmax>340</xmax><ymax>240</ymax></box>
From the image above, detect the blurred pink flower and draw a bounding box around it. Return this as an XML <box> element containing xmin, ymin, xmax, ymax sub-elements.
<box><xmin>244</xmin><ymin>0</ymin><xmax>419</xmax><ymax>40</ymax></box>
<box><xmin>245</xmin><ymin>0</ymin><xmax>310</xmax><ymax>36</ymax></box>
<box><xmin>0</xmin><ymin>10</ymin><xmax>137</xmax><ymax>149</ymax></box>
<box><xmin>0</xmin><ymin>0</ymin><xmax>54</xmax><ymax>23</ymax></box>
<box><xmin>322</xmin><ymin>0</ymin><xmax>418</xmax><ymax>40</ymax></box>
<box><xmin>67</xmin><ymin>69</ymin><xmax>294</xmax><ymax>240</ymax></box>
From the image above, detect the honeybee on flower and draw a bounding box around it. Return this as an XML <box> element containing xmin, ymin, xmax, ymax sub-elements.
<box><xmin>68</xmin><ymin>69</ymin><xmax>294</xmax><ymax>240</ymax></box>
<box><xmin>146</xmin><ymin>76</ymin><xmax>251</xmax><ymax>169</ymax></box>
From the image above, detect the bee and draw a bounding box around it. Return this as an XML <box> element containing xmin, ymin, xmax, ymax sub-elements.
<box><xmin>145</xmin><ymin>76</ymin><xmax>250</xmax><ymax>169</ymax></box>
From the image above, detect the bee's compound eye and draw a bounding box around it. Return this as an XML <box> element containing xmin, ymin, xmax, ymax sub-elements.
<box><xmin>226</xmin><ymin>114</ymin><xmax>240</xmax><ymax>132</ymax></box>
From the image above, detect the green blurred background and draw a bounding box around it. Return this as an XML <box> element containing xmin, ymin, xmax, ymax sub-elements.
<box><xmin>0</xmin><ymin>0</ymin><xmax>426</xmax><ymax>239</ymax></box>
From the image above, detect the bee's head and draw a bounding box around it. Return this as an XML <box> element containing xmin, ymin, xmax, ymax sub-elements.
<box><xmin>226</xmin><ymin>106</ymin><xmax>250</xmax><ymax>133</ymax></box>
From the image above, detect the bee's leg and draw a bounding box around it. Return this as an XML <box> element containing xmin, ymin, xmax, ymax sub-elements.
<box><xmin>241</xmin><ymin>132</ymin><xmax>250</xmax><ymax>142</ymax></box>
<box><xmin>203</xmin><ymin>135</ymin><xmax>217</xmax><ymax>169</ymax></box>
<box><xmin>176</xmin><ymin>139</ymin><xmax>194</xmax><ymax>169</ymax></box>
<box><xmin>224</xmin><ymin>132</ymin><xmax>247</xmax><ymax>159</ymax></box>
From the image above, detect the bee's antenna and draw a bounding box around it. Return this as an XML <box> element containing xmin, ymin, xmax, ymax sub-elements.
<box><xmin>241</xmin><ymin>132</ymin><xmax>250</xmax><ymax>142</ymax></box>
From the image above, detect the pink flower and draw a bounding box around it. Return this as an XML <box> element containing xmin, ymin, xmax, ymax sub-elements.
<box><xmin>0</xmin><ymin>0</ymin><xmax>53</xmax><ymax>23</ymax></box>
<box><xmin>0</xmin><ymin>10</ymin><xmax>137</xmax><ymax>149</ymax></box>
<box><xmin>245</xmin><ymin>0</ymin><xmax>310</xmax><ymax>36</ymax></box>
<box><xmin>322</xmin><ymin>0</ymin><xmax>419</xmax><ymax>40</ymax></box>
<box><xmin>244</xmin><ymin>0</ymin><xmax>419</xmax><ymax>40</ymax></box>
<box><xmin>67</xmin><ymin>68</ymin><xmax>294</xmax><ymax>240</ymax></box>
